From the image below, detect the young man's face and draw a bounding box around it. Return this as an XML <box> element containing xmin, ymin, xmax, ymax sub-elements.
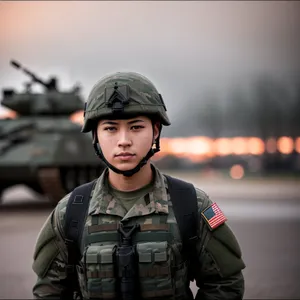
<box><xmin>97</xmin><ymin>115</ymin><xmax>160</xmax><ymax>172</ymax></box>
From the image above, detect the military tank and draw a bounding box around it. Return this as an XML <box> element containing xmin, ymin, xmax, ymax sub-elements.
<box><xmin>0</xmin><ymin>60</ymin><xmax>105</xmax><ymax>204</ymax></box>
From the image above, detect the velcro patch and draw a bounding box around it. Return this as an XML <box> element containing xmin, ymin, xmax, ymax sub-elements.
<box><xmin>201</xmin><ymin>202</ymin><xmax>227</xmax><ymax>230</ymax></box>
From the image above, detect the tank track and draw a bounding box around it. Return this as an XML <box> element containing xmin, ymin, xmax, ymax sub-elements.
<box><xmin>38</xmin><ymin>168</ymin><xmax>66</xmax><ymax>204</ymax></box>
<box><xmin>38</xmin><ymin>166</ymin><xmax>104</xmax><ymax>204</ymax></box>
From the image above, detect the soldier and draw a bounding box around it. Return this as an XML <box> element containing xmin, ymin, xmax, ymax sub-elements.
<box><xmin>32</xmin><ymin>72</ymin><xmax>245</xmax><ymax>299</ymax></box>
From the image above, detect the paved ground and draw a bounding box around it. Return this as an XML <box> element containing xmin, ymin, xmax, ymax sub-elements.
<box><xmin>0</xmin><ymin>175</ymin><xmax>299</xmax><ymax>299</ymax></box>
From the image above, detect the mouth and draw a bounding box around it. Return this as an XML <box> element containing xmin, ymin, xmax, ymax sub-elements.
<box><xmin>115</xmin><ymin>153</ymin><xmax>136</xmax><ymax>160</ymax></box>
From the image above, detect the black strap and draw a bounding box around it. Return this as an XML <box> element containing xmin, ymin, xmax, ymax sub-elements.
<box><xmin>62</xmin><ymin>180</ymin><xmax>96</xmax><ymax>300</ymax></box>
<box><xmin>165</xmin><ymin>175</ymin><xmax>199</xmax><ymax>281</ymax></box>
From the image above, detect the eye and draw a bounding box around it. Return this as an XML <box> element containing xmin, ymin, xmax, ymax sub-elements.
<box><xmin>131</xmin><ymin>125</ymin><xmax>144</xmax><ymax>130</ymax></box>
<box><xmin>104</xmin><ymin>126</ymin><xmax>116</xmax><ymax>132</ymax></box>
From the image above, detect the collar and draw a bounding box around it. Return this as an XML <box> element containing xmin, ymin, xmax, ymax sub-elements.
<box><xmin>88</xmin><ymin>164</ymin><xmax>169</xmax><ymax>220</ymax></box>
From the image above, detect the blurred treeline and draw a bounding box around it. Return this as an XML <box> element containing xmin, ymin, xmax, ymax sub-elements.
<box><xmin>160</xmin><ymin>72</ymin><xmax>300</xmax><ymax>174</ymax></box>
<box><xmin>197</xmin><ymin>73</ymin><xmax>300</xmax><ymax>139</ymax></box>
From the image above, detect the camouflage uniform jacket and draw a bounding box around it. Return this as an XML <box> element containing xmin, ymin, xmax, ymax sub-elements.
<box><xmin>32</xmin><ymin>165</ymin><xmax>245</xmax><ymax>299</ymax></box>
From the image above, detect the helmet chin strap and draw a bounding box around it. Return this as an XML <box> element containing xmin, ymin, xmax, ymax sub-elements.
<box><xmin>92</xmin><ymin>127</ymin><xmax>161</xmax><ymax>177</ymax></box>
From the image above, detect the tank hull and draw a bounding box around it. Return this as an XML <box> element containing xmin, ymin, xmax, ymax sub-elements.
<box><xmin>0</xmin><ymin>117</ymin><xmax>105</xmax><ymax>204</ymax></box>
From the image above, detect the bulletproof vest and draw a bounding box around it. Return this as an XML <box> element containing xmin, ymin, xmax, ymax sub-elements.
<box><xmin>64</xmin><ymin>175</ymin><xmax>198</xmax><ymax>300</ymax></box>
<box><xmin>76</xmin><ymin>209</ymin><xmax>189</xmax><ymax>299</ymax></box>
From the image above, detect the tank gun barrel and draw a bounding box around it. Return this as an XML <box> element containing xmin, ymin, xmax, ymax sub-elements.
<box><xmin>0</xmin><ymin>121</ymin><xmax>35</xmax><ymax>155</ymax></box>
<box><xmin>10</xmin><ymin>60</ymin><xmax>57</xmax><ymax>90</ymax></box>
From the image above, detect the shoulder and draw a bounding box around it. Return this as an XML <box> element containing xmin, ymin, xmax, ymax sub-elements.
<box><xmin>33</xmin><ymin>192</ymin><xmax>71</xmax><ymax>257</ymax></box>
<box><xmin>52</xmin><ymin>192</ymin><xmax>71</xmax><ymax>238</ymax></box>
<box><xmin>194</xmin><ymin>187</ymin><xmax>213</xmax><ymax>213</ymax></box>
<box><xmin>34</xmin><ymin>192</ymin><xmax>71</xmax><ymax>247</ymax></box>
<box><xmin>32</xmin><ymin>193</ymin><xmax>71</xmax><ymax>277</ymax></box>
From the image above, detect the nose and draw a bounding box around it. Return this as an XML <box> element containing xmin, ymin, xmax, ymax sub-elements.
<box><xmin>117</xmin><ymin>129</ymin><xmax>132</xmax><ymax>148</ymax></box>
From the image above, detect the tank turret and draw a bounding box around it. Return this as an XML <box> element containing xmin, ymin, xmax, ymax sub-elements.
<box><xmin>1</xmin><ymin>59</ymin><xmax>84</xmax><ymax>116</ymax></box>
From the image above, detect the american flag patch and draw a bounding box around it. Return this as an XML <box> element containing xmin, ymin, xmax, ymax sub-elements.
<box><xmin>201</xmin><ymin>202</ymin><xmax>227</xmax><ymax>230</ymax></box>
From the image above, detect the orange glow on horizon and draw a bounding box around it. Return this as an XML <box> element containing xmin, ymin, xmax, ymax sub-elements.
<box><xmin>230</xmin><ymin>164</ymin><xmax>244</xmax><ymax>179</ymax></box>
<box><xmin>0</xmin><ymin>110</ymin><xmax>17</xmax><ymax>119</ymax></box>
<box><xmin>266</xmin><ymin>137</ymin><xmax>277</xmax><ymax>153</ymax></box>
<box><xmin>231</xmin><ymin>137</ymin><xmax>249</xmax><ymax>155</ymax></box>
<box><xmin>152</xmin><ymin>136</ymin><xmax>300</xmax><ymax>162</ymax></box>
<box><xmin>1</xmin><ymin>106</ymin><xmax>298</xmax><ymax>162</ymax></box>
<box><xmin>277</xmin><ymin>136</ymin><xmax>294</xmax><ymax>155</ymax></box>
<box><xmin>155</xmin><ymin>136</ymin><xmax>215</xmax><ymax>163</ymax></box>
<box><xmin>248</xmin><ymin>137</ymin><xmax>265</xmax><ymax>155</ymax></box>
<box><xmin>70</xmin><ymin>110</ymin><xmax>84</xmax><ymax>125</ymax></box>
<box><xmin>295</xmin><ymin>138</ymin><xmax>300</xmax><ymax>154</ymax></box>
<box><xmin>213</xmin><ymin>138</ymin><xmax>232</xmax><ymax>156</ymax></box>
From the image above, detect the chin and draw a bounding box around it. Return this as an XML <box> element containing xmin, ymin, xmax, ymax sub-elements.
<box><xmin>112</xmin><ymin>161</ymin><xmax>139</xmax><ymax>172</ymax></box>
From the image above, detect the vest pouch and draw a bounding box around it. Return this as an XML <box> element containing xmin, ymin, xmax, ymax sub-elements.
<box><xmin>76</xmin><ymin>264</ymin><xmax>89</xmax><ymax>299</ymax></box>
<box><xmin>85</xmin><ymin>244</ymin><xmax>117</xmax><ymax>299</ymax></box>
<box><xmin>170</xmin><ymin>243</ymin><xmax>189</xmax><ymax>298</ymax></box>
<box><xmin>137</xmin><ymin>241</ymin><xmax>174</xmax><ymax>299</ymax></box>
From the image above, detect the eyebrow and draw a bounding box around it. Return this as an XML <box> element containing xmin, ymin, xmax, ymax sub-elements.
<box><xmin>128</xmin><ymin>119</ymin><xmax>145</xmax><ymax>124</ymax></box>
<box><xmin>101</xmin><ymin>119</ymin><xmax>145</xmax><ymax>125</ymax></box>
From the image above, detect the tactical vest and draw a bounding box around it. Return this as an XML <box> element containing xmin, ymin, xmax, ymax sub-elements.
<box><xmin>64</xmin><ymin>175</ymin><xmax>199</xmax><ymax>300</ymax></box>
<box><xmin>76</xmin><ymin>212</ymin><xmax>190</xmax><ymax>300</ymax></box>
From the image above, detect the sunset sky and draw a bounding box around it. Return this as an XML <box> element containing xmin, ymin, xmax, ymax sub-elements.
<box><xmin>0</xmin><ymin>1</ymin><xmax>299</xmax><ymax>136</ymax></box>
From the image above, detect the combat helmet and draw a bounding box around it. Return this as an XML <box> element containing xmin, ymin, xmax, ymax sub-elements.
<box><xmin>82</xmin><ymin>71</ymin><xmax>171</xmax><ymax>177</ymax></box>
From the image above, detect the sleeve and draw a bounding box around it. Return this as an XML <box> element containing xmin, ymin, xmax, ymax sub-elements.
<box><xmin>32</xmin><ymin>195</ymin><xmax>70</xmax><ymax>299</ymax></box>
<box><xmin>192</xmin><ymin>189</ymin><xmax>246</xmax><ymax>300</ymax></box>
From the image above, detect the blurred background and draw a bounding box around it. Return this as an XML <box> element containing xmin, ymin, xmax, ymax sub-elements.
<box><xmin>0</xmin><ymin>1</ymin><xmax>299</xmax><ymax>299</ymax></box>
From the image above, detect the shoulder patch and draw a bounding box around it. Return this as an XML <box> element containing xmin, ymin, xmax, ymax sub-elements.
<box><xmin>201</xmin><ymin>202</ymin><xmax>227</xmax><ymax>231</ymax></box>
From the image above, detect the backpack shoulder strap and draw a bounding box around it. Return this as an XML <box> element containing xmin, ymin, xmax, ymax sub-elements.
<box><xmin>62</xmin><ymin>179</ymin><xmax>96</xmax><ymax>299</ymax></box>
<box><xmin>164</xmin><ymin>174</ymin><xmax>200</xmax><ymax>275</ymax></box>
<box><xmin>164</xmin><ymin>175</ymin><xmax>199</xmax><ymax>296</ymax></box>
<box><xmin>165</xmin><ymin>175</ymin><xmax>199</xmax><ymax>247</ymax></box>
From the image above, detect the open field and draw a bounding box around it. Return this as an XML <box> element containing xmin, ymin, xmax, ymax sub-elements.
<box><xmin>0</xmin><ymin>172</ymin><xmax>299</xmax><ymax>299</ymax></box>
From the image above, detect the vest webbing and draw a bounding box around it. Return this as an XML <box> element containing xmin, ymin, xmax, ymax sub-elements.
<box><xmin>62</xmin><ymin>175</ymin><xmax>199</xmax><ymax>299</ymax></box>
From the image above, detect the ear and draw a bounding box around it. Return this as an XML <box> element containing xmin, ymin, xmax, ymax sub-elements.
<box><xmin>153</xmin><ymin>122</ymin><xmax>161</xmax><ymax>142</ymax></box>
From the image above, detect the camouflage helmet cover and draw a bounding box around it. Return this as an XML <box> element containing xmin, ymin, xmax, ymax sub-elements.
<box><xmin>81</xmin><ymin>72</ymin><xmax>171</xmax><ymax>132</ymax></box>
